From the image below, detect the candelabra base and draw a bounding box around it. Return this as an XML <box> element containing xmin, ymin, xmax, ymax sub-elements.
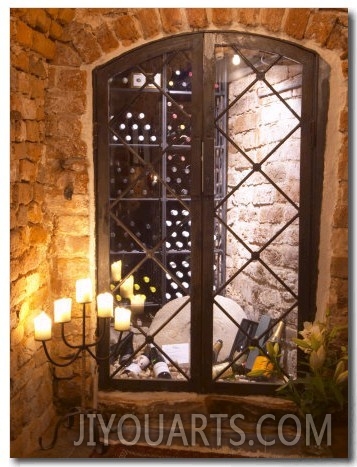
<box><xmin>38</xmin><ymin>406</ymin><xmax>103</xmax><ymax>451</ymax></box>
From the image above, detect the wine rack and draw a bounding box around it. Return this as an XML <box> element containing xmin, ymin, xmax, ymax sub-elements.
<box><xmin>107</xmin><ymin>48</ymin><xmax>200</xmax><ymax>329</ymax></box>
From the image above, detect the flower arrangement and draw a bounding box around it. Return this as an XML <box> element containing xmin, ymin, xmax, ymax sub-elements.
<box><xmin>278</xmin><ymin>319</ymin><xmax>348</xmax><ymax>421</ymax></box>
<box><xmin>247</xmin><ymin>316</ymin><xmax>348</xmax><ymax>421</ymax></box>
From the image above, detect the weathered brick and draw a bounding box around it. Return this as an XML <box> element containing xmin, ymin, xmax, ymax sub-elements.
<box><xmin>49</xmin><ymin>20</ymin><xmax>64</xmax><ymax>41</ymax></box>
<box><xmin>261</xmin><ymin>8</ymin><xmax>285</xmax><ymax>32</ymax></box>
<box><xmin>283</xmin><ymin>8</ymin><xmax>311</xmax><ymax>40</ymax></box>
<box><xmin>95</xmin><ymin>22</ymin><xmax>119</xmax><ymax>52</ymax></box>
<box><xmin>186</xmin><ymin>8</ymin><xmax>209</xmax><ymax>29</ymax></box>
<box><xmin>11</xmin><ymin>50</ymin><xmax>30</xmax><ymax>73</ymax></box>
<box><xmin>45</xmin><ymin>91</ymin><xmax>86</xmax><ymax>115</ymax></box>
<box><xmin>15</xmin><ymin>182</ymin><xmax>33</xmax><ymax>205</ymax></box>
<box><xmin>305</xmin><ymin>11</ymin><xmax>337</xmax><ymax>46</ymax></box>
<box><xmin>45</xmin><ymin>115</ymin><xmax>82</xmax><ymax>139</ymax></box>
<box><xmin>113</xmin><ymin>14</ymin><xmax>141</xmax><ymax>45</ymax></box>
<box><xmin>337</xmin><ymin>134</ymin><xmax>348</xmax><ymax>180</ymax></box>
<box><xmin>14</xmin><ymin>19</ymin><xmax>33</xmax><ymax>48</ymax></box>
<box><xmin>57</xmin><ymin>69</ymin><xmax>86</xmax><ymax>91</ymax></box>
<box><xmin>11</xmin><ymin>69</ymin><xmax>30</xmax><ymax>95</ymax></box>
<box><xmin>19</xmin><ymin>159</ymin><xmax>37</xmax><ymax>182</ymax></box>
<box><xmin>28</xmin><ymin>225</ymin><xmax>48</xmax><ymax>244</ymax></box>
<box><xmin>25</xmin><ymin>120</ymin><xmax>41</xmax><ymax>142</ymax></box>
<box><xmin>69</xmin><ymin>23</ymin><xmax>102</xmax><ymax>64</ymax></box>
<box><xmin>237</xmin><ymin>8</ymin><xmax>260</xmax><ymax>27</ymax></box>
<box><xmin>330</xmin><ymin>256</ymin><xmax>348</xmax><ymax>279</ymax></box>
<box><xmin>55</xmin><ymin>234</ymin><xmax>90</xmax><ymax>257</ymax></box>
<box><xmin>212</xmin><ymin>8</ymin><xmax>234</xmax><ymax>26</ymax></box>
<box><xmin>136</xmin><ymin>9</ymin><xmax>161</xmax><ymax>39</ymax></box>
<box><xmin>56</xmin><ymin>9</ymin><xmax>76</xmax><ymax>25</ymax></box>
<box><xmin>330</xmin><ymin>228</ymin><xmax>348</xmax><ymax>257</ymax></box>
<box><xmin>28</xmin><ymin>142</ymin><xmax>44</xmax><ymax>162</ymax></box>
<box><xmin>36</xmin><ymin>9</ymin><xmax>52</xmax><ymax>33</ymax></box>
<box><xmin>57</xmin><ymin>215</ymin><xmax>90</xmax><ymax>236</ymax></box>
<box><xmin>27</xmin><ymin>202</ymin><xmax>43</xmax><ymax>223</ymax></box>
<box><xmin>331</xmin><ymin>278</ymin><xmax>348</xmax><ymax>309</ymax></box>
<box><xmin>32</xmin><ymin>30</ymin><xmax>56</xmax><ymax>60</ymax></box>
<box><xmin>45</xmin><ymin>8</ymin><xmax>60</xmax><ymax>20</ymax></box>
<box><xmin>52</xmin><ymin>42</ymin><xmax>82</xmax><ymax>67</ymax></box>
<box><xmin>159</xmin><ymin>8</ymin><xmax>183</xmax><ymax>33</ymax></box>
<box><xmin>11</xmin><ymin>119</ymin><xmax>26</xmax><ymax>142</ymax></box>
<box><xmin>28</xmin><ymin>54</ymin><xmax>48</xmax><ymax>78</ymax></box>
<box><xmin>33</xmin><ymin>182</ymin><xmax>45</xmax><ymax>203</ymax></box>
<box><xmin>326</xmin><ymin>19</ymin><xmax>348</xmax><ymax>52</ymax></box>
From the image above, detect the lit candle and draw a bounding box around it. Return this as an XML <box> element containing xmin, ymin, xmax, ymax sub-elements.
<box><xmin>54</xmin><ymin>297</ymin><xmax>72</xmax><ymax>323</ymax></box>
<box><xmin>111</xmin><ymin>260</ymin><xmax>122</xmax><ymax>282</ymax></box>
<box><xmin>120</xmin><ymin>275</ymin><xmax>134</xmax><ymax>299</ymax></box>
<box><xmin>131</xmin><ymin>294</ymin><xmax>146</xmax><ymax>315</ymax></box>
<box><xmin>34</xmin><ymin>311</ymin><xmax>52</xmax><ymax>341</ymax></box>
<box><xmin>76</xmin><ymin>278</ymin><xmax>93</xmax><ymax>303</ymax></box>
<box><xmin>114</xmin><ymin>307</ymin><xmax>131</xmax><ymax>331</ymax></box>
<box><xmin>97</xmin><ymin>292</ymin><xmax>114</xmax><ymax>318</ymax></box>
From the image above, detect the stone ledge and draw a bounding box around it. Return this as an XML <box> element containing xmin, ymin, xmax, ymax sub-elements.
<box><xmin>96</xmin><ymin>391</ymin><xmax>334</xmax><ymax>458</ymax></box>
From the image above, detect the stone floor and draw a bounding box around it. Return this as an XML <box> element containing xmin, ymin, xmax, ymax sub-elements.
<box><xmin>26</xmin><ymin>415</ymin><xmax>96</xmax><ymax>458</ymax></box>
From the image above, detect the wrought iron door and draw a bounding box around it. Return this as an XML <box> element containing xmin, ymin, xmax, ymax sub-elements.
<box><xmin>93</xmin><ymin>32</ymin><xmax>326</xmax><ymax>393</ymax></box>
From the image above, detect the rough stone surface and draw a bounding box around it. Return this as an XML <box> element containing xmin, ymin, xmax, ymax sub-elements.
<box><xmin>149</xmin><ymin>295</ymin><xmax>246</xmax><ymax>361</ymax></box>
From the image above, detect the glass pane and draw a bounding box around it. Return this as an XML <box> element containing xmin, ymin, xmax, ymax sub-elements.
<box><xmin>107</xmin><ymin>49</ymin><xmax>193</xmax><ymax>382</ymax></box>
<box><xmin>212</xmin><ymin>44</ymin><xmax>302</xmax><ymax>384</ymax></box>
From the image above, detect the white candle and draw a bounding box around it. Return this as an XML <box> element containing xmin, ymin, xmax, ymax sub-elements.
<box><xmin>97</xmin><ymin>292</ymin><xmax>114</xmax><ymax>318</ymax></box>
<box><xmin>111</xmin><ymin>260</ymin><xmax>122</xmax><ymax>282</ymax></box>
<box><xmin>54</xmin><ymin>297</ymin><xmax>72</xmax><ymax>323</ymax></box>
<box><xmin>120</xmin><ymin>275</ymin><xmax>134</xmax><ymax>299</ymax></box>
<box><xmin>76</xmin><ymin>278</ymin><xmax>93</xmax><ymax>303</ymax></box>
<box><xmin>34</xmin><ymin>311</ymin><xmax>52</xmax><ymax>341</ymax></box>
<box><xmin>131</xmin><ymin>294</ymin><xmax>146</xmax><ymax>315</ymax></box>
<box><xmin>114</xmin><ymin>307</ymin><xmax>131</xmax><ymax>331</ymax></box>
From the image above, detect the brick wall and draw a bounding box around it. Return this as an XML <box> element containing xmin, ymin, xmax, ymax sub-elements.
<box><xmin>10</xmin><ymin>8</ymin><xmax>348</xmax><ymax>456</ymax></box>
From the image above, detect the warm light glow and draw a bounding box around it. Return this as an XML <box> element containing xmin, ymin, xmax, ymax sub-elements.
<box><xmin>120</xmin><ymin>275</ymin><xmax>134</xmax><ymax>299</ymax></box>
<box><xmin>34</xmin><ymin>311</ymin><xmax>52</xmax><ymax>341</ymax></box>
<box><xmin>76</xmin><ymin>278</ymin><xmax>93</xmax><ymax>303</ymax></box>
<box><xmin>114</xmin><ymin>307</ymin><xmax>131</xmax><ymax>331</ymax></box>
<box><xmin>54</xmin><ymin>297</ymin><xmax>72</xmax><ymax>323</ymax></box>
<box><xmin>97</xmin><ymin>292</ymin><xmax>114</xmax><ymax>318</ymax></box>
<box><xmin>232</xmin><ymin>54</ymin><xmax>241</xmax><ymax>66</ymax></box>
<box><xmin>111</xmin><ymin>260</ymin><xmax>122</xmax><ymax>282</ymax></box>
<box><xmin>130</xmin><ymin>294</ymin><xmax>146</xmax><ymax>315</ymax></box>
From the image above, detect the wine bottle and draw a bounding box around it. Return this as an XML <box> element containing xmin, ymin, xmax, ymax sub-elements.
<box><xmin>137</xmin><ymin>345</ymin><xmax>151</xmax><ymax>370</ymax></box>
<box><xmin>213</xmin><ymin>339</ymin><xmax>223</xmax><ymax>364</ymax></box>
<box><xmin>119</xmin><ymin>331</ymin><xmax>135</xmax><ymax>366</ymax></box>
<box><xmin>149</xmin><ymin>345</ymin><xmax>172</xmax><ymax>379</ymax></box>
<box><xmin>212</xmin><ymin>361</ymin><xmax>239</xmax><ymax>380</ymax></box>
<box><xmin>122</xmin><ymin>346</ymin><xmax>151</xmax><ymax>377</ymax></box>
<box><xmin>250</xmin><ymin>321</ymin><xmax>285</xmax><ymax>379</ymax></box>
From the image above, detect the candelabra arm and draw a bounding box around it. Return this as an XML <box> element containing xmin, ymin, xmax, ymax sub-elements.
<box><xmin>85</xmin><ymin>345</ymin><xmax>99</xmax><ymax>361</ymax></box>
<box><xmin>42</xmin><ymin>340</ymin><xmax>82</xmax><ymax>367</ymax></box>
<box><xmin>60</xmin><ymin>323</ymin><xmax>82</xmax><ymax>350</ymax></box>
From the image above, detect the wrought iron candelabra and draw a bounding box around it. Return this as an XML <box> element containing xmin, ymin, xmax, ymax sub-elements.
<box><xmin>34</xmin><ymin>278</ymin><xmax>130</xmax><ymax>450</ymax></box>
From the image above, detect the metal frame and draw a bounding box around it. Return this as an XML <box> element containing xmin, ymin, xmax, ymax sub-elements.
<box><xmin>93</xmin><ymin>31</ymin><xmax>328</xmax><ymax>394</ymax></box>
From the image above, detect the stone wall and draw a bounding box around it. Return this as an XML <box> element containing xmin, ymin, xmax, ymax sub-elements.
<box><xmin>10</xmin><ymin>8</ymin><xmax>348</xmax><ymax>457</ymax></box>
<box><xmin>226</xmin><ymin>63</ymin><xmax>301</xmax><ymax>324</ymax></box>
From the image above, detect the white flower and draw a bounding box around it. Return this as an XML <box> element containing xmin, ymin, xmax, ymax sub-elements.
<box><xmin>309</xmin><ymin>346</ymin><xmax>326</xmax><ymax>371</ymax></box>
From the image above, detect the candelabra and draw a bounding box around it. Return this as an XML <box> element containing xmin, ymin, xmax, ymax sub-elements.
<box><xmin>34</xmin><ymin>278</ymin><xmax>132</xmax><ymax>450</ymax></box>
